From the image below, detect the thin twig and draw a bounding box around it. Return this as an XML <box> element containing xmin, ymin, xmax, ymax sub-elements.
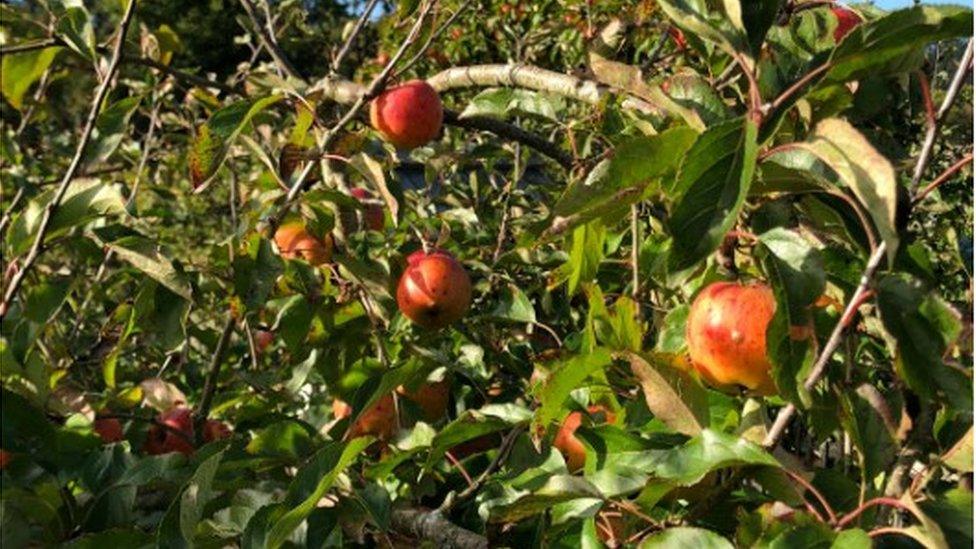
<box><xmin>763</xmin><ymin>36</ymin><xmax>974</xmax><ymax>450</ymax></box>
<box><xmin>331</xmin><ymin>0</ymin><xmax>381</xmax><ymax>74</ymax></box>
<box><xmin>193</xmin><ymin>316</ymin><xmax>237</xmax><ymax>443</ymax></box>
<box><xmin>0</xmin><ymin>187</ymin><xmax>26</xmax><ymax>238</ymax></box>
<box><xmin>129</xmin><ymin>56</ymin><xmax>241</xmax><ymax>96</ymax></box>
<box><xmin>397</xmin><ymin>0</ymin><xmax>474</xmax><ymax>75</ymax></box>
<box><xmin>0</xmin><ymin>37</ymin><xmax>61</xmax><ymax>56</ymax></box>
<box><xmin>913</xmin><ymin>151</ymin><xmax>973</xmax><ymax>204</ymax></box>
<box><xmin>782</xmin><ymin>468</ymin><xmax>838</xmax><ymax>524</ymax></box>
<box><xmin>0</xmin><ymin>0</ymin><xmax>137</xmax><ymax>320</ymax></box>
<box><xmin>441</xmin><ymin>425</ymin><xmax>524</xmax><ymax>512</ymax></box>
<box><xmin>238</xmin><ymin>0</ymin><xmax>303</xmax><ymax>80</ymax></box>
<box><xmin>834</xmin><ymin>497</ymin><xmax>916</xmax><ymax>529</ymax></box>
<box><xmin>767</xmin><ymin>62</ymin><xmax>832</xmax><ymax>112</ymax></box>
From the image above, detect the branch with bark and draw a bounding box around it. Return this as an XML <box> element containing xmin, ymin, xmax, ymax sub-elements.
<box><xmin>390</xmin><ymin>508</ymin><xmax>488</xmax><ymax>549</ymax></box>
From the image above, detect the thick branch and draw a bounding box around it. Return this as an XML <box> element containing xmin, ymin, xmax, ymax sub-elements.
<box><xmin>0</xmin><ymin>0</ymin><xmax>136</xmax><ymax>320</ymax></box>
<box><xmin>427</xmin><ymin>63</ymin><xmax>658</xmax><ymax>114</ymax></box>
<box><xmin>390</xmin><ymin>508</ymin><xmax>488</xmax><ymax>549</ymax></box>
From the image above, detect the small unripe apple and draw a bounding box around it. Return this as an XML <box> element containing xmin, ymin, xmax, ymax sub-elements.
<box><xmin>273</xmin><ymin>222</ymin><xmax>333</xmax><ymax>266</ymax></box>
<box><xmin>369</xmin><ymin>80</ymin><xmax>443</xmax><ymax>150</ymax></box>
<box><xmin>202</xmin><ymin>419</ymin><xmax>232</xmax><ymax>442</ymax></box>
<box><xmin>686</xmin><ymin>282</ymin><xmax>777</xmax><ymax>395</ymax></box>
<box><xmin>341</xmin><ymin>395</ymin><xmax>398</xmax><ymax>440</ymax></box>
<box><xmin>94</xmin><ymin>417</ymin><xmax>124</xmax><ymax>443</ymax></box>
<box><xmin>0</xmin><ymin>449</ymin><xmax>10</xmax><ymax>470</ymax></box>
<box><xmin>144</xmin><ymin>407</ymin><xmax>195</xmax><ymax>456</ymax></box>
<box><xmin>554</xmin><ymin>405</ymin><xmax>616</xmax><ymax>472</ymax></box>
<box><xmin>397</xmin><ymin>378</ymin><xmax>451</xmax><ymax>421</ymax></box>
<box><xmin>397</xmin><ymin>250</ymin><xmax>472</xmax><ymax>329</ymax></box>
<box><xmin>350</xmin><ymin>188</ymin><xmax>385</xmax><ymax>231</ymax></box>
<box><xmin>831</xmin><ymin>6</ymin><xmax>862</xmax><ymax>42</ymax></box>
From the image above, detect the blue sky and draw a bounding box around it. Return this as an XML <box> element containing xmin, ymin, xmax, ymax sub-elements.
<box><xmin>872</xmin><ymin>0</ymin><xmax>970</xmax><ymax>7</ymax></box>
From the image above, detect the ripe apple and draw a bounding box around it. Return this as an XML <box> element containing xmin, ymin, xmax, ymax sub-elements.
<box><xmin>202</xmin><ymin>419</ymin><xmax>232</xmax><ymax>442</ymax></box>
<box><xmin>342</xmin><ymin>394</ymin><xmax>398</xmax><ymax>440</ymax></box>
<box><xmin>273</xmin><ymin>222</ymin><xmax>333</xmax><ymax>266</ymax></box>
<box><xmin>0</xmin><ymin>449</ymin><xmax>10</xmax><ymax>470</ymax></box>
<box><xmin>375</xmin><ymin>51</ymin><xmax>390</xmax><ymax>66</ymax></box>
<box><xmin>350</xmin><ymin>188</ymin><xmax>385</xmax><ymax>231</ymax></box>
<box><xmin>832</xmin><ymin>6</ymin><xmax>862</xmax><ymax>42</ymax></box>
<box><xmin>685</xmin><ymin>281</ymin><xmax>777</xmax><ymax>395</ymax></box>
<box><xmin>554</xmin><ymin>405</ymin><xmax>616</xmax><ymax>472</ymax></box>
<box><xmin>397</xmin><ymin>378</ymin><xmax>451</xmax><ymax>421</ymax></box>
<box><xmin>397</xmin><ymin>249</ymin><xmax>472</xmax><ymax>329</ymax></box>
<box><xmin>254</xmin><ymin>329</ymin><xmax>274</xmax><ymax>353</ymax></box>
<box><xmin>144</xmin><ymin>407</ymin><xmax>195</xmax><ymax>456</ymax></box>
<box><xmin>94</xmin><ymin>417</ymin><xmax>124</xmax><ymax>443</ymax></box>
<box><xmin>369</xmin><ymin>80</ymin><xmax>443</xmax><ymax>150</ymax></box>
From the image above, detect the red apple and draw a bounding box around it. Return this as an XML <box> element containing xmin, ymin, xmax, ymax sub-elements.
<box><xmin>254</xmin><ymin>329</ymin><xmax>274</xmax><ymax>353</ymax></box>
<box><xmin>94</xmin><ymin>417</ymin><xmax>124</xmax><ymax>443</ymax></box>
<box><xmin>345</xmin><ymin>394</ymin><xmax>398</xmax><ymax>440</ymax></box>
<box><xmin>397</xmin><ymin>249</ymin><xmax>472</xmax><ymax>329</ymax></box>
<box><xmin>0</xmin><ymin>449</ymin><xmax>10</xmax><ymax>470</ymax></box>
<box><xmin>554</xmin><ymin>405</ymin><xmax>616</xmax><ymax>472</ymax></box>
<box><xmin>144</xmin><ymin>407</ymin><xmax>195</xmax><ymax>456</ymax></box>
<box><xmin>350</xmin><ymin>188</ymin><xmax>385</xmax><ymax>231</ymax></box>
<box><xmin>397</xmin><ymin>378</ymin><xmax>451</xmax><ymax>422</ymax></box>
<box><xmin>202</xmin><ymin>419</ymin><xmax>232</xmax><ymax>442</ymax></box>
<box><xmin>369</xmin><ymin>80</ymin><xmax>443</xmax><ymax>150</ymax></box>
<box><xmin>832</xmin><ymin>6</ymin><xmax>862</xmax><ymax>42</ymax></box>
<box><xmin>685</xmin><ymin>281</ymin><xmax>777</xmax><ymax>394</ymax></box>
<box><xmin>273</xmin><ymin>222</ymin><xmax>333</xmax><ymax>266</ymax></box>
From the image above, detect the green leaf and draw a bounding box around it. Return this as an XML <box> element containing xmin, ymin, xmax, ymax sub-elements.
<box><xmin>233</xmin><ymin>235</ymin><xmax>285</xmax><ymax>312</ymax></box>
<box><xmin>132</xmin><ymin>279</ymin><xmax>190</xmax><ymax>352</ymax></box>
<box><xmin>768</xmin><ymin>523</ymin><xmax>835</xmax><ymax>548</ymax></box>
<box><xmin>265</xmin><ymin>437</ymin><xmax>372</xmax><ymax>549</ymax></box>
<box><xmin>64</xmin><ymin>529</ymin><xmax>153</xmax><ymax>549</ymax></box>
<box><xmin>918</xmin><ymin>488</ymin><xmax>973</xmax><ymax>549</ymax></box>
<box><xmin>188</xmin><ymin>95</ymin><xmax>282</xmax><ymax>189</ymax></box>
<box><xmin>640</xmin><ymin>527</ymin><xmax>734</xmax><ymax>549</ymax></box>
<box><xmin>101</xmin><ymin>235</ymin><xmax>192</xmax><ymax>301</ymax></box>
<box><xmin>877</xmin><ymin>274</ymin><xmax>971</xmax><ymax>411</ymax></box>
<box><xmin>790</xmin><ymin>118</ymin><xmax>899</xmax><ymax>262</ymax></box>
<box><xmin>942</xmin><ymin>428</ymin><xmax>973</xmax><ymax>473</ymax></box>
<box><xmin>0</xmin><ymin>46</ymin><xmax>60</xmax><ymax>110</ymax></box>
<box><xmin>823</xmin><ymin>6</ymin><xmax>973</xmax><ymax>85</ymax></box>
<box><xmin>839</xmin><ymin>384</ymin><xmax>897</xmax><ymax>481</ymax></box>
<box><xmin>24</xmin><ymin>278</ymin><xmax>71</xmax><ymax>324</ymax></box>
<box><xmin>488</xmin><ymin>475</ymin><xmax>603</xmax><ymax>523</ymax></box>
<box><xmin>532</xmin><ymin>348</ymin><xmax>613</xmax><ymax>434</ymax></box>
<box><xmin>759</xmin><ymin>228</ymin><xmax>825</xmax><ymax>403</ymax></box>
<box><xmin>621</xmin><ymin>351</ymin><xmax>708</xmax><ymax>436</ymax></box>
<box><xmin>562</xmin><ymin>221</ymin><xmax>606</xmax><ymax>296</ymax></box>
<box><xmin>668</xmin><ymin>118</ymin><xmax>759</xmax><ymax>271</ymax></box>
<box><xmin>831</xmin><ymin>529</ymin><xmax>872</xmax><ymax>549</ymax></box>
<box><xmin>245</xmin><ymin>420</ymin><xmax>316</xmax><ymax>461</ymax></box>
<box><xmin>742</xmin><ymin>0</ymin><xmax>785</xmax><ymax>55</ymax></box>
<box><xmin>85</xmin><ymin>96</ymin><xmax>142</xmax><ymax>165</ymax></box>
<box><xmin>56</xmin><ymin>7</ymin><xmax>95</xmax><ymax>60</ymax></box>
<box><xmin>657</xmin><ymin>0</ymin><xmax>751</xmax><ymax>60</ymax></box>
<box><xmin>7</xmin><ymin>179</ymin><xmax>127</xmax><ymax>255</ymax></box>
<box><xmin>156</xmin><ymin>448</ymin><xmax>227</xmax><ymax>549</ymax></box>
<box><xmin>554</xmin><ymin>127</ymin><xmax>697</xmax><ymax>224</ymax></box>
<box><xmin>460</xmin><ymin>88</ymin><xmax>562</xmax><ymax>121</ymax></box>
<box><xmin>646</xmin><ymin>429</ymin><xmax>779</xmax><ymax>485</ymax></box>
<box><xmin>423</xmin><ymin>404</ymin><xmax>530</xmax><ymax>470</ymax></box>
<box><xmin>664</xmin><ymin>74</ymin><xmax>731</xmax><ymax>126</ymax></box>
<box><xmin>489</xmin><ymin>284</ymin><xmax>536</xmax><ymax>323</ymax></box>
<box><xmin>273</xmin><ymin>295</ymin><xmax>313</xmax><ymax>352</ymax></box>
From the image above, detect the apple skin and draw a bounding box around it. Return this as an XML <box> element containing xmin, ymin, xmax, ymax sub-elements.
<box><xmin>554</xmin><ymin>405</ymin><xmax>616</xmax><ymax>472</ymax></box>
<box><xmin>0</xmin><ymin>449</ymin><xmax>10</xmax><ymax>470</ymax></box>
<box><xmin>273</xmin><ymin>223</ymin><xmax>333</xmax><ymax>266</ymax></box>
<box><xmin>338</xmin><ymin>395</ymin><xmax>398</xmax><ymax>440</ymax></box>
<box><xmin>202</xmin><ymin>419</ymin><xmax>232</xmax><ymax>442</ymax></box>
<box><xmin>144</xmin><ymin>407</ymin><xmax>196</xmax><ymax>456</ymax></box>
<box><xmin>397</xmin><ymin>378</ymin><xmax>451</xmax><ymax>422</ymax></box>
<box><xmin>831</xmin><ymin>6</ymin><xmax>862</xmax><ymax>42</ymax></box>
<box><xmin>350</xmin><ymin>188</ymin><xmax>385</xmax><ymax>231</ymax></box>
<box><xmin>94</xmin><ymin>417</ymin><xmax>124</xmax><ymax>443</ymax></box>
<box><xmin>685</xmin><ymin>281</ymin><xmax>777</xmax><ymax>395</ymax></box>
<box><xmin>254</xmin><ymin>329</ymin><xmax>274</xmax><ymax>353</ymax></box>
<box><xmin>369</xmin><ymin>80</ymin><xmax>443</xmax><ymax>150</ymax></box>
<box><xmin>397</xmin><ymin>250</ymin><xmax>472</xmax><ymax>329</ymax></box>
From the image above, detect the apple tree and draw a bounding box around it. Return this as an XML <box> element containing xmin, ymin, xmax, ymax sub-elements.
<box><xmin>0</xmin><ymin>0</ymin><xmax>973</xmax><ymax>547</ymax></box>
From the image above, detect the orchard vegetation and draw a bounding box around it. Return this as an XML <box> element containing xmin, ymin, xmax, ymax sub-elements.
<box><xmin>0</xmin><ymin>0</ymin><xmax>973</xmax><ymax>547</ymax></box>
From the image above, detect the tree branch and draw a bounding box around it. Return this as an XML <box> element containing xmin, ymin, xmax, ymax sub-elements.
<box><xmin>443</xmin><ymin>109</ymin><xmax>573</xmax><ymax>168</ymax></box>
<box><xmin>426</xmin><ymin>63</ymin><xmax>659</xmax><ymax>114</ymax></box>
<box><xmin>0</xmin><ymin>0</ymin><xmax>137</xmax><ymax>320</ymax></box>
<box><xmin>193</xmin><ymin>316</ymin><xmax>237</xmax><ymax>443</ymax></box>
<box><xmin>762</xmin><ymin>37</ymin><xmax>975</xmax><ymax>451</ymax></box>
<box><xmin>238</xmin><ymin>0</ymin><xmax>302</xmax><ymax>80</ymax></box>
<box><xmin>390</xmin><ymin>508</ymin><xmax>488</xmax><ymax>549</ymax></box>
<box><xmin>330</xmin><ymin>0</ymin><xmax>381</xmax><ymax>74</ymax></box>
<box><xmin>0</xmin><ymin>38</ymin><xmax>61</xmax><ymax>56</ymax></box>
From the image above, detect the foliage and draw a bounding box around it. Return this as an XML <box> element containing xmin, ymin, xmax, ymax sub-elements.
<box><xmin>0</xmin><ymin>0</ymin><xmax>973</xmax><ymax>547</ymax></box>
